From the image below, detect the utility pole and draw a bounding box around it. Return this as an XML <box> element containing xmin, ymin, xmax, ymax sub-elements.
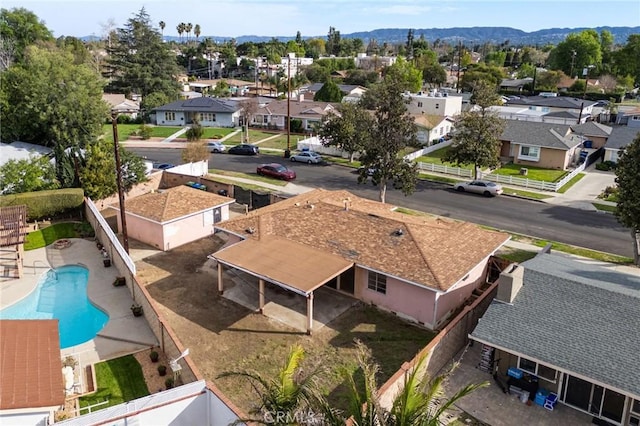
<box><xmin>456</xmin><ymin>40</ymin><xmax>463</xmax><ymax>93</ymax></box>
<box><xmin>284</xmin><ymin>55</ymin><xmax>291</xmax><ymax>158</ymax></box>
<box><xmin>570</xmin><ymin>50</ymin><xmax>577</xmax><ymax>78</ymax></box>
<box><xmin>111</xmin><ymin>111</ymin><xmax>129</xmax><ymax>254</ymax></box>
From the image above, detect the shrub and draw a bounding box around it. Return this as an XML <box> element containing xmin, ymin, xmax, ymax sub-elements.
<box><xmin>596</xmin><ymin>160</ymin><xmax>617</xmax><ymax>171</ymax></box>
<box><xmin>157</xmin><ymin>365</ymin><xmax>167</xmax><ymax>376</ymax></box>
<box><xmin>165</xmin><ymin>377</ymin><xmax>175</xmax><ymax>389</ymax></box>
<box><xmin>0</xmin><ymin>188</ymin><xmax>84</xmax><ymax>220</ymax></box>
<box><xmin>139</xmin><ymin>124</ymin><xmax>153</xmax><ymax>140</ymax></box>
<box><xmin>150</xmin><ymin>350</ymin><xmax>159</xmax><ymax>362</ymax></box>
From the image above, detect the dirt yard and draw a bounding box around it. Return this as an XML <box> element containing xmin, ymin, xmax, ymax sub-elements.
<box><xmin>134</xmin><ymin>235</ymin><xmax>435</xmax><ymax>413</ymax></box>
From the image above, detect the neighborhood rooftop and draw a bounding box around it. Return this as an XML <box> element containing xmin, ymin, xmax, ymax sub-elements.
<box><xmin>506</xmin><ymin>96</ymin><xmax>598</xmax><ymax>108</ymax></box>
<box><xmin>471</xmin><ymin>253</ymin><xmax>640</xmax><ymax>398</ymax></box>
<box><xmin>606</xmin><ymin>126</ymin><xmax>640</xmax><ymax>150</ymax></box>
<box><xmin>153</xmin><ymin>97</ymin><xmax>239</xmax><ymax>113</ymax></box>
<box><xmin>214</xmin><ymin>189</ymin><xmax>509</xmax><ymax>292</ymax></box>
<box><xmin>501</xmin><ymin>121</ymin><xmax>582</xmax><ymax>149</ymax></box>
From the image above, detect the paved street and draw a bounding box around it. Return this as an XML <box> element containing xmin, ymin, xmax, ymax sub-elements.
<box><xmin>127</xmin><ymin>146</ymin><xmax>633</xmax><ymax>258</ymax></box>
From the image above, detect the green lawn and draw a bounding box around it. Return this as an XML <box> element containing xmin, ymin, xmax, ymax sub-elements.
<box><xmin>201</xmin><ymin>128</ymin><xmax>237</xmax><ymax>139</ymax></box>
<box><xmin>225</xmin><ymin>130</ymin><xmax>277</xmax><ymax>144</ymax></box>
<box><xmin>593</xmin><ymin>202</ymin><xmax>617</xmax><ymax>213</ymax></box>
<box><xmin>102</xmin><ymin>124</ymin><xmax>142</xmax><ymax>142</ymax></box>
<box><xmin>491</xmin><ymin>163</ymin><xmax>567</xmax><ymax>182</ymax></box>
<box><xmin>208</xmin><ymin>169</ymin><xmax>288</xmax><ymax>186</ymax></box>
<box><xmin>415</xmin><ymin>146</ymin><xmax>474</xmax><ymax>170</ymax></box>
<box><xmin>79</xmin><ymin>356</ymin><xmax>149</xmax><ymax>411</ymax></box>
<box><xmin>497</xmin><ymin>249</ymin><xmax>538</xmax><ymax>263</ymax></box>
<box><xmin>557</xmin><ymin>173</ymin><xmax>585</xmax><ymax>193</ymax></box>
<box><xmin>24</xmin><ymin>222</ymin><xmax>93</xmax><ymax>251</ymax></box>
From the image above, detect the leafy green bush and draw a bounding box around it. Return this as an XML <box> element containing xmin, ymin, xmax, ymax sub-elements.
<box><xmin>139</xmin><ymin>124</ymin><xmax>153</xmax><ymax>140</ymax></box>
<box><xmin>598</xmin><ymin>185</ymin><xmax>619</xmax><ymax>202</ymax></box>
<box><xmin>0</xmin><ymin>188</ymin><xmax>84</xmax><ymax>220</ymax></box>
<box><xmin>595</xmin><ymin>160</ymin><xmax>617</xmax><ymax>171</ymax></box>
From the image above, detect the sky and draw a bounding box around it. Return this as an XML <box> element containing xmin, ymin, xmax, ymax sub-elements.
<box><xmin>5</xmin><ymin>0</ymin><xmax>640</xmax><ymax>39</ymax></box>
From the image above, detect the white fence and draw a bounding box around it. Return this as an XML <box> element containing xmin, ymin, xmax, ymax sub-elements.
<box><xmin>416</xmin><ymin>162</ymin><xmax>473</xmax><ymax>178</ymax></box>
<box><xmin>86</xmin><ymin>197</ymin><xmax>136</xmax><ymax>275</ymax></box>
<box><xmin>166</xmin><ymin>160</ymin><xmax>208</xmax><ymax>177</ymax></box>
<box><xmin>481</xmin><ymin>161</ymin><xmax>586</xmax><ymax>192</ymax></box>
<box><xmin>404</xmin><ymin>140</ymin><xmax>453</xmax><ymax>161</ymax></box>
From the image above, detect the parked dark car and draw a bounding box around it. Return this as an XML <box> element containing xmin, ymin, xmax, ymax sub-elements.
<box><xmin>256</xmin><ymin>163</ymin><xmax>296</xmax><ymax>181</ymax></box>
<box><xmin>228</xmin><ymin>144</ymin><xmax>259</xmax><ymax>155</ymax></box>
<box><xmin>155</xmin><ymin>163</ymin><xmax>175</xmax><ymax>170</ymax></box>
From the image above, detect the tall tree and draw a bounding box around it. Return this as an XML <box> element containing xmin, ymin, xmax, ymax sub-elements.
<box><xmin>326</xmin><ymin>26</ymin><xmax>341</xmax><ymax>57</ymax></box>
<box><xmin>359</xmin><ymin>78</ymin><xmax>420</xmax><ymax>203</ymax></box>
<box><xmin>614</xmin><ymin>34</ymin><xmax>640</xmax><ymax>86</ymax></box>
<box><xmin>0</xmin><ymin>7</ymin><xmax>53</xmax><ymax>64</ymax></box>
<box><xmin>107</xmin><ymin>8</ymin><xmax>180</xmax><ymax>100</ymax></box>
<box><xmin>614</xmin><ymin>133</ymin><xmax>640</xmax><ymax>266</ymax></box>
<box><xmin>185</xmin><ymin>22</ymin><xmax>193</xmax><ymax>42</ymax></box>
<box><xmin>443</xmin><ymin>81</ymin><xmax>505</xmax><ymax>179</ymax></box>
<box><xmin>0</xmin><ymin>155</ymin><xmax>59</xmax><ymax>194</ymax></box>
<box><xmin>547</xmin><ymin>30</ymin><xmax>602</xmax><ymax>77</ymax></box>
<box><xmin>383</xmin><ymin>56</ymin><xmax>423</xmax><ymax>93</ymax></box>
<box><xmin>0</xmin><ymin>45</ymin><xmax>107</xmax><ymax>149</ymax></box>
<box><xmin>319</xmin><ymin>102</ymin><xmax>373</xmax><ymax>162</ymax></box>
<box><xmin>313</xmin><ymin>78</ymin><xmax>343</xmax><ymax>102</ymax></box>
<box><xmin>194</xmin><ymin>24</ymin><xmax>201</xmax><ymax>42</ymax></box>
<box><xmin>158</xmin><ymin>20</ymin><xmax>165</xmax><ymax>37</ymax></box>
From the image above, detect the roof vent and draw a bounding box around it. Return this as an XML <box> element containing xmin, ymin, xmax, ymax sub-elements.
<box><xmin>394</xmin><ymin>229</ymin><xmax>404</xmax><ymax>236</ymax></box>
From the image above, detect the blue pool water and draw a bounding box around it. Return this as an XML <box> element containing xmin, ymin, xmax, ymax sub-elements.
<box><xmin>0</xmin><ymin>265</ymin><xmax>109</xmax><ymax>348</ymax></box>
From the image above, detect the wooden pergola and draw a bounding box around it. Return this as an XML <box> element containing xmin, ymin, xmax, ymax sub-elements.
<box><xmin>212</xmin><ymin>236</ymin><xmax>353</xmax><ymax>335</ymax></box>
<box><xmin>0</xmin><ymin>205</ymin><xmax>29</xmax><ymax>278</ymax></box>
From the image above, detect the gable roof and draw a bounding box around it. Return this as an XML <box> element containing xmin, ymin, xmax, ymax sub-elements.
<box><xmin>305</xmin><ymin>83</ymin><xmax>366</xmax><ymax>95</ymax></box>
<box><xmin>506</xmin><ymin>96</ymin><xmax>597</xmax><ymax>109</ymax></box>
<box><xmin>257</xmin><ymin>100</ymin><xmax>339</xmax><ymax>119</ymax></box>
<box><xmin>501</xmin><ymin>121</ymin><xmax>582</xmax><ymax>149</ymax></box>
<box><xmin>571</xmin><ymin>121</ymin><xmax>613</xmax><ymax>138</ymax></box>
<box><xmin>215</xmin><ymin>189</ymin><xmax>509</xmax><ymax>292</ymax></box>
<box><xmin>499</xmin><ymin>78</ymin><xmax>533</xmax><ymax>88</ymax></box>
<box><xmin>154</xmin><ymin>97</ymin><xmax>240</xmax><ymax>114</ymax></box>
<box><xmin>412</xmin><ymin>114</ymin><xmax>452</xmax><ymax>129</ymax></box>
<box><xmin>470</xmin><ymin>254</ymin><xmax>640</xmax><ymax>398</ymax></box>
<box><xmin>115</xmin><ymin>185</ymin><xmax>233</xmax><ymax>223</ymax></box>
<box><xmin>605</xmin><ymin>126</ymin><xmax>640</xmax><ymax>150</ymax></box>
<box><xmin>0</xmin><ymin>320</ymin><xmax>65</xmax><ymax>410</ymax></box>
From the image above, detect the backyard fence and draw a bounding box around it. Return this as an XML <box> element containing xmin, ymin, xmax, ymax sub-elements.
<box><xmin>416</xmin><ymin>162</ymin><xmax>473</xmax><ymax>178</ymax></box>
<box><xmin>403</xmin><ymin>140</ymin><xmax>453</xmax><ymax>161</ymax></box>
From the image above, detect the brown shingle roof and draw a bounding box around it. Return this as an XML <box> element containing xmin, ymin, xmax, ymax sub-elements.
<box><xmin>258</xmin><ymin>100</ymin><xmax>339</xmax><ymax>119</ymax></box>
<box><xmin>216</xmin><ymin>190</ymin><xmax>509</xmax><ymax>291</ymax></box>
<box><xmin>412</xmin><ymin>114</ymin><xmax>450</xmax><ymax>129</ymax></box>
<box><xmin>0</xmin><ymin>320</ymin><xmax>65</xmax><ymax>410</ymax></box>
<box><xmin>117</xmin><ymin>186</ymin><xmax>232</xmax><ymax>223</ymax></box>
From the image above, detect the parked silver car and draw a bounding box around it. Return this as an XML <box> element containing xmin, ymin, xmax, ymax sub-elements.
<box><xmin>290</xmin><ymin>151</ymin><xmax>323</xmax><ymax>164</ymax></box>
<box><xmin>207</xmin><ymin>141</ymin><xmax>226</xmax><ymax>153</ymax></box>
<box><xmin>453</xmin><ymin>180</ymin><xmax>503</xmax><ymax>196</ymax></box>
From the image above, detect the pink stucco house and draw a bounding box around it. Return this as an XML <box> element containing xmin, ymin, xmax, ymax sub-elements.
<box><xmin>212</xmin><ymin>189</ymin><xmax>509</xmax><ymax>333</ymax></box>
<box><xmin>111</xmin><ymin>185</ymin><xmax>235</xmax><ymax>251</ymax></box>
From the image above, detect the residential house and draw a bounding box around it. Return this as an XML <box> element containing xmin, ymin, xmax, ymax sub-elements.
<box><xmin>301</xmin><ymin>83</ymin><xmax>367</xmax><ymax>103</ymax></box>
<box><xmin>251</xmin><ymin>99</ymin><xmax>339</xmax><ymax>132</ymax></box>
<box><xmin>402</xmin><ymin>91</ymin><xmax>463</xmax><ymax>117</ymax></box>
<box><xmin>152</xmin><ymin>97</ymin><xmax>242</xmax><ymax>127</ymax></box>
<box><xmin>499</xmin><ymin>121</ymin><xmax>584</xmax><ymax>170</ymax></box>
<box><xmin>570</xmin><ymin>121</ymin><xmax>613</xmax><ymax>149</ymax></box>
<box><xmin>0</xmin><ymin>320</ymin><xmax>65</xmax><ymax>426</ymax></box>
<box><xmin>470</xmin><ymin>253</ymin><xmax>640</xmax><ymax>426</ymax></box>
<box><xmin>604</xmin><ymin>126</ymin><xmax>640</xmax><ymax>163</ymax></box>
<box><xmin>102</xmin><ymin>94</ymin><xmax>140</xmax><ymax>118</ymax></box>
<box><xmin>184</xmin><ymin>79</ymin><xmax>256</xmax><ymax>97</ymax></box>
<box><xmin>413</xmin><ymin>114</ymin><xmax>455</xmax><ymax>145</ymax></box>
<box><xmin>615</xmin><ymin>107</ymin><xmax>640</xmax><ymax>127</ymax></box>
<box><xmin>0</xmin><ymin>142</ymin><xmax>52</xmax><ymax>167</ymax></box>
<box><xmin>505</xmin><ymin>96</ymin><xmax>597</xmax><ymax>123</ymax></box>
<box><xmin>109</xmin><ymin>185</ymin><xmax>234</xmax><ymax>251</ymax></box>
<box><xmin>212</xmin><ymin>189</ymin><xmax>509</xmax><ymax>334</ymax></box>
<box><xmin>488</xmin><ymin>104</ymin><xmax>582</xmax><ymax>125</ymax></box>
<box><xmin>499</xmin><ymin>77</ymin><xmax>533</xmax><ymax>93</ymax></box>
<box><xmin>355</xmin><ymin>53</ymin><xmax>397</xmax><ymax>71</ymax></box>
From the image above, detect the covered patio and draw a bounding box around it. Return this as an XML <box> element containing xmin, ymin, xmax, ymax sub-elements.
<box><xmin>212</xmin><ymin>236</ymin><xmax>355</xmax><ymax>334</ymax></box>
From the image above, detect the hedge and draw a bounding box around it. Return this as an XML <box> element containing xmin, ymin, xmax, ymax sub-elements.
<box><xmin>0</xmin><ymin>188</ymin><xmax>85</xmax><ymax>220</ymax></box>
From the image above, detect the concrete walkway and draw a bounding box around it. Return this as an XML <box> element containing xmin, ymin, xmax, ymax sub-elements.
<box><xmin>544</xmin><ymin>164</ymin><xmax>616</xmax><ymax>210</ymax></box>
<box><xmin>161</xmin><ymin>126</ymin><xmax>189</xmax><ymax>142</ymax></box>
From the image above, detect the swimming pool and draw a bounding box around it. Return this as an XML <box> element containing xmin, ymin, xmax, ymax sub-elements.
<box><xmin>0</xmin><ymin>265</ymin><xmax>109</xmax><ymax>349</ymax></box>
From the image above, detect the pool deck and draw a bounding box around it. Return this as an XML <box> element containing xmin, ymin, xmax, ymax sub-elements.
<box><xmin>1</xmin><ymin>238</ymin><xmax>158</xmax><ymax>369</ymax></box>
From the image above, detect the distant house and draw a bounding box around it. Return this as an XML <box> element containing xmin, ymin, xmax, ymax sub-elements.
<box><xmin>470</xmin><ymin>253</ymin><xmax>640</xmax><ymax>426</ymax></box>
<box><xmin>152</xmin><ymin>97</ymin><xmax>242</xmax><ymax>127</ymax></box>
<box><xmin>604</xmin><ymin>126</ymin><xmax>640</xmax><ymax>163</ymax></box>
<box><xmin>251</xmin><ymin>99</ymin><xmax>339</xmax><ymax>132</ymax></box>
<box><xmin>0</xmin><ymin>320</ymin><xmax>65</xmax><ymax>425</ymax></box>
<box><xmin>570</xmin><ymin>121</ymin><xmax>613</xmax><ymax>149</ymax></box>
<box><xmin>109</xmin><ymin>185</ymin><xmax>234</xmax><ymax>251</ymax></box>
<box><xmin>413</xmin><ymin>115</ymin><xmax>455</xmax><ymax>145</ymax></box>
<box><xmin>102</xmin><ymin>94</ymin><xmax>140</xmax><ymax>118</ymax></box>
<box><xmin>402</xmin><ymin>91</ymin><xmax>463</xmax><ymax>117</ymax></box>
<box><xmin>212</xmin><ymin>189</ymin><xmax>509</xmax><ymax>333</ymax></box>
<box><xmin>499</xmin><ymin>77</ymin><xmax>533</xmax><ymax>93</ymax></box>
<box><xmin>615</xmin><ymin>107</ymin><xmax>640</xmax><ymax>128</ymax></box>
<box><xmin>302</xmin><ymin>83</ymin><xmax>367</xmax><ymax>103</ymax></box>
<box><xmin>499</xmin><ymin>121</ymin><xmax>584</xmax><ymax>170</ymax></box>
<box><xmin>505</xmin><ymin>96</ymin><xmax>597</xmax><ymax>123</ymax></box>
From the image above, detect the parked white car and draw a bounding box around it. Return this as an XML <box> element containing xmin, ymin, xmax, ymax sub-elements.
<box><xmin>453</xmin><ymin>180</ymin><xmax>504</xmax><ymax>196</ymax></box>
<box><xmin>290</xmin><ymin>151</ymin><xmax>323</xmax><ymax>164</ymax></box>
<box><xmin>207</xmin><ymin>141</ymin><xmax>226</xmax><ymax>153</ymax></box>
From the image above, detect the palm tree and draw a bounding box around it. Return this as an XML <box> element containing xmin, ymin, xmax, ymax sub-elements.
<box><xmin>194</xmin><ymin>24</ymin><xmax>201</xmax><ymax>42</ymax></box>
<box><xmin>176</xmin><ymin>23</ymin><xmax>184</xmax><ymax>42</ymax></box>
<box><xmin>319</xmin><ymin>340</ymin><xmax>488</xmax><ymax>426</ymax></box>
<box><xmin>185</xmin><ymin>23</ymin><xmax>193</xmax><ymax>43</ymax></box>
<box><xmin>217</xmin><ymin>344</ymin><xmax>322</xmax><ymax>425</ymax></box>
<box><xmin>158</xmin><ymin>20</ymin><xmax>165</xmax><ymax>38</ymax></box>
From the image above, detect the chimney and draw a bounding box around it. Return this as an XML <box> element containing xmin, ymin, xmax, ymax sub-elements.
<box><xmin>496</xmin><ymin>264</ymin><xmax>524</xmax><ymax>303</ymax></box>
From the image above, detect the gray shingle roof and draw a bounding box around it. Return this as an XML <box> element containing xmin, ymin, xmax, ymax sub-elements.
<box><xmin>501</xmin><ymin>121</ymin><xmax>582</xmax><ymax>149</ymax></box>
<box><xmin>605</xmin><ymin>126</ymin><xmax>640</xmax><ymax>150</ymax></box>
<box><xmin>506</xmin><ymin>96</ymin><xmax>597</xmax><ymax>109</ymax></box>
<box><xmin>571</xmin><ymin>122</ymin><xmax>613</xmax><ymax>137</ymax></box>
<box><xmin>154</xmin><ymin>97</ymin><xmax>240</xmax><ymax>113</ymax></box>
<box><xmin>471</xmin><ymin>254</ymin><xmax>640</xmax><ymax>398</ymax></box>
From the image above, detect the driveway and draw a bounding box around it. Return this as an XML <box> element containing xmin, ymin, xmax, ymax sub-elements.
<box><xmin>546</xmin><ymin>164</ymin><xmax>616</xmax><ymax>210</ymax></box>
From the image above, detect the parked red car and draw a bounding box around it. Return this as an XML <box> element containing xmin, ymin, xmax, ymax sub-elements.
<box><xmin>256</xmin><ymin>163</ymin><xmax>296</xmax><ymax>181</ymax></box>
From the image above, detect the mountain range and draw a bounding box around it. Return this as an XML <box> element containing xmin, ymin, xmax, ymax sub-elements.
<box><xmin>155</xmin><ymin>26</ymin><xmax>639</xmax><ymax>46</ymax></box>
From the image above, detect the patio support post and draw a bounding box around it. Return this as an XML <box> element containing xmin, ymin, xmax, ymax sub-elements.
<box><xmin>336</xmin><ymin>275</ymin><xmax>341</xmax><ymax>291</ymax></box>
<box><xmin>217</xmin><ymin>263</ymin><xmax>223</xmax><ymax>295</ymax></box>
<box><xmin>259</xmin><ymin>279</ymin><xmax>265</xmax><ymax>313</ymax></box>
<box><xmin>306</xmin><ymin>292</ymin><xmax>314</xmax><ymax>335</ymax></box>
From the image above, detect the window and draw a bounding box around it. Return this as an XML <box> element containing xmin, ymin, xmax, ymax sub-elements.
<box><xmin>417</xmin><ymin>102</ymin><xmax>423</xmax><ymax>107</ymax></box>
<box><xmin>630</xmin><ymin>399</ymin><xmax>640</xmax><ymax>426</ymax></box>
<box><xmin>263</xmin><ymin>115</ymin><xmax>269</xmax><ymax>124</ymax></box>
<box><xmin>517</xmin><ymin>357</ymin><xmax>557</xmax><ymax>382</ymax></box>
<box><xmin>165</xmin><ymin>112</ymin><xmax>175</xmax><ymax>121</ymax></box>
<box><xmin>201</xmin><ymin>113</ymin><xmax>216</xmax><ymax>122</ymax></box>
<box><xmin>367</xmin><ymin>272</ymin><xmax>387</xmax><ymax>294</ymax></box>
<box><xmin>435</xmin><ymin>103</ymin><xmax>440</xmax><ymax>109</ymax></box>
<box><xmin>518</xmin><ymin>145</ymin><xmax>540</xmax><ymax>161</ymax></box>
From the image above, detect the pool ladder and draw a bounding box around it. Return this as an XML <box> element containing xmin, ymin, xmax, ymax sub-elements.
<box><xmin>31</xmin><ymin>260</ymin><xmax>48</xmax><ymax>275</ymax></box>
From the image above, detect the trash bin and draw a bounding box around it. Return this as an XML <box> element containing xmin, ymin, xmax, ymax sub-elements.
<box><xmin>218</xmin><ymin>189</ymin><xmax>228</xmax><ymax>197</ymax></box>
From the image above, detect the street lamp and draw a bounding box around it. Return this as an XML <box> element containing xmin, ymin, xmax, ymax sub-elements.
<box><xmin>110</xmin><ymin>109</ymin><xmax>131</xmax><ymax>254</ymax></box>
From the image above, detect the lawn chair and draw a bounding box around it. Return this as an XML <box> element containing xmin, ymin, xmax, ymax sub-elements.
<box><xmin>544</xmin><ymin>392</ymin><xmax>558</xmax><ymax>411</ymax></box>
